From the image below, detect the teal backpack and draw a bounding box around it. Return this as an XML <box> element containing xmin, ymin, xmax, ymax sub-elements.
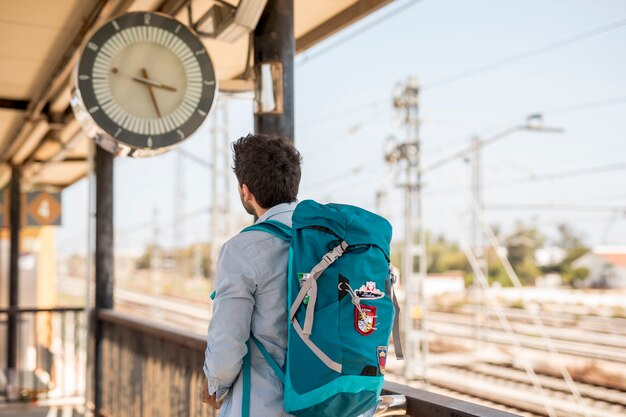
<box><xmin>240</xmin><ymin>200</ymin><xmax>403</xmax><ymax>417</ymax></box>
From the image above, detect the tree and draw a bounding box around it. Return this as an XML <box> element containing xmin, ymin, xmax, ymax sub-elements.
<box><xmin>555</xmin><ymin>223</ymin><xmax>589</xmax><ymax>287</ymax></box>
<box><xmin>505</xmin><ymin>221</ymin><xmax>544</xmax><ymax>285</ymax></box>
<box><xmin>427</xmin><ymin>234</ymin><xmax>469</xmax><ymax>274</ymax></box>
<box><xmin>556</xmin><ymin>223</ymin><xmax>588</xmax><ymax>265</ymax></box>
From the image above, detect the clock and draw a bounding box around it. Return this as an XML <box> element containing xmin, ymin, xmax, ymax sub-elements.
<box><xmin>71</xmin><ymin>12</ymin><xmax>217</xmax><ymax>157</ymax></box>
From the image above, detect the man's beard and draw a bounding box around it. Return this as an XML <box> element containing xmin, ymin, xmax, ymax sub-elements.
<box><xmin>241</xmin><ymin>198</ymin><xmax>256</xmax><ymax>216</ymax></box>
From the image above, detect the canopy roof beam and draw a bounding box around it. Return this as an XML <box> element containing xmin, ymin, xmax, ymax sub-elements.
<box><xmin>0</xmin><ymin>98</ymin><xmax>29</xmax><ymax>111</ymax></box>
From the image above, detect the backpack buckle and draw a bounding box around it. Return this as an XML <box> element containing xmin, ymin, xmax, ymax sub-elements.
<box><xmin>322</xmin><ymin>241</ymin><xmax>349</xmax><ymax>265</ymax></box>
<box><xmin>389</xmin><ymin>264</ymin><xmax>398</xmax><ymax>285</ymax></box>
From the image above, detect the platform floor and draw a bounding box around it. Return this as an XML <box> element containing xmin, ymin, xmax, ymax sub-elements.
<box><xmin>0</xmin><ymin>403</ymin><xmax>81</xmax><ymax>417</ymax></box>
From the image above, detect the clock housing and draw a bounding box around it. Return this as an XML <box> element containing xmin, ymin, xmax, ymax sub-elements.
<box><xmin>71</xmin><ymin>12</ymin><xmax>217</xmax><ymax>157</ymax></box>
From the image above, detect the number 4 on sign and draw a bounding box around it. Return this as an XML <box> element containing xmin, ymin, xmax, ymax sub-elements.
<box><xmin>25</xmin><ymin>191</ymin><xmax>62</xmax><ymax>226</ymax></box>
<box><xmin>38</xmin><ymin>200</ymin><xmax>50</xmax><ymax>219</ymax></box>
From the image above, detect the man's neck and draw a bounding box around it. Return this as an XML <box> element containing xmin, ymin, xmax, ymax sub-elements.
<box><xmin>255</xmin><ymin>206</ymin><xmax>268</xmax><ymax>219</ymax></box>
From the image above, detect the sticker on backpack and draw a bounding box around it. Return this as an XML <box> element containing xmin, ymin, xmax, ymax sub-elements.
<box><xmin>355</xmin><ymin>305</ymin><xmax>377</xmax><ymax>335</ymax></box>
<box><xmin>355</xmin><ymin>281</ymin><xmax>384</xmax><ymax>300</ymax></box>
<box><xmin>297</xmin><ymin>273</ymin><xmax>311</xmax><ymax>304</ymax></box>
<box><xmin>377</xmin><ymin>346</ymin><xmax>387</xmax><ymax>374</ymax></box>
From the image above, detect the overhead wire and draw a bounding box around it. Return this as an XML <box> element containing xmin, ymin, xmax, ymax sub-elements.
<box><xmin>485</xmin><ymin>203</ymin><xmax>626</xmax><ymax>213</ymax></box>
<box><xmin>493</xmin><ymin>160</ymin><xmax>626</xmax><ymax>186</ymax></box>
<box><xmin>428</xmin><ymin>174</ymin><xmax>559</xmax><ymax>416</ymax></box>
<box><xmin>544</xmin><ymin>94</ymin><xmax>626</xmax><ymax>115</ymax></box>
<box><xmin>296</xmin><ymin>0</ymin><xmax>422</xmax><ymax>66</ymax></box>
<box><xmin>297</xmin><ymin>16</ymin><xmax>626</xmax><ymax>129</ymax></box>
<box><xmin>423</xmin><ymin>159</ymin><xmax>626</xmax><ymax>197</ymax></box>
<box><xmin>427</xmin><ymin>124</ymin><xmax>590</xmax><ymax>417</ymax></box>
<box><xmin>424</xmin><ymin>16</ymin><xmax>626</xmax><ymax>90</ymax></box>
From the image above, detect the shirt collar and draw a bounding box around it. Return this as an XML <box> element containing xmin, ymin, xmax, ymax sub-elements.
<box><xmin>256</xmin><ymin>202</ymin><xmax>298</xmax><ymax>224</ymax></box>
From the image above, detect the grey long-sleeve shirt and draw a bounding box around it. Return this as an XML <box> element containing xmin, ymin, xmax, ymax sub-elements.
<box><xmin>204</xmin><ymin>202</ymin><xmax>296</xmax><ymax>417</ymax></box>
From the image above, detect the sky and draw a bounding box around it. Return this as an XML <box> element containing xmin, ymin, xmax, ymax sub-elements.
<box><xmin>57</xmin><ymin>0</ymin><xmax>626</xmax><ymax>257</ymax></box>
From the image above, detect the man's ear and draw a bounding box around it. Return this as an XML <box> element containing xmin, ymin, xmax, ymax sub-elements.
<box><xmin>241</xmin><ymin>183</ymin><xmax>253</xmax><ymax>202</ymax></box>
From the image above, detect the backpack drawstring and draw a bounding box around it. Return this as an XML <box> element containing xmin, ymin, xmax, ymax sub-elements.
<box><xmin>338</xmin><ymin>282</ymin><xmax>362</xmax><ymax>313</ymax></box>
<box><xmin>338</xmin><ymin>283</ymin><xmax>378</xmax><ymax>330</ymax></box>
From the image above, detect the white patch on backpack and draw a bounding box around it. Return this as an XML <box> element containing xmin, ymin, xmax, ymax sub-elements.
<box><xmin>355</xmin><ymin>281</ymin><xmax>384</xmax><ymax>299</ymax></box>
<box><xmin>354</xmin><ymin>305</ymin><xmax>376</xmax><ymax>335</ymax></box>
<box><xmin>298</xmin><ymin>273</ymin><xmax>311</xmax><ymax>304</ymax></box>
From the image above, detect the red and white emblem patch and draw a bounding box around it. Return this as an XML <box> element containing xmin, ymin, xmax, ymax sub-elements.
<box><xmin>377</xmin><ymin>346</ymin><xmax>387</xmax><ymax>375</ymax></box>
<box><xmin>355</xmin><ymin>305</ymin><xmax>376</xmax><ymax>336</ymax></box>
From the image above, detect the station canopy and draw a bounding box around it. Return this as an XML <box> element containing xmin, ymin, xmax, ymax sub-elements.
<box><xmin>0</xmin><ymin>0</ymin><xmax>391</xmax><ymax>190</ymax></box>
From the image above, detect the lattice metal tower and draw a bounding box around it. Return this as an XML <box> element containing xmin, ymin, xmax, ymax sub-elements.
<box><xmin>385</xmin><ymin>77</ymin><xmax>428</xmax><ymax>381</ymax></box>
<box><xmin>209</xmin><ymin>100</ymin><xmax>233</xmax><ymax>279</ymax></box>
<box><xmin>174</xmin><ymin>148</ymin><xmax>186</xmax><ymax>275</ymax></box>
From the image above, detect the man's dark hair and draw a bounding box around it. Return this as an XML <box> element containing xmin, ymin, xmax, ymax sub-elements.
<box><xmin>232</xmin><ymin>133</ymin><xmax>302</xmax><ymax>208</ymax></box>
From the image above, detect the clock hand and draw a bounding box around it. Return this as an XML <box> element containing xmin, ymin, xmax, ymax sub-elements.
<box><xmin>132</xmin><ymin>75</ymin><xmax>177</xmax><ymax>92</ymax></box>
<box><xmin>111</xmin><ymin>67</ymin><xmax>177</xmax><ymax>92</ymax></box>
<box><xmin>141</xmin><ymin>68</ymin><xmax>162</xmax><ymax>118</ymax></box>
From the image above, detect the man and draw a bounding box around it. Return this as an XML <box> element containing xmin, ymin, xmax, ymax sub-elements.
<box><xmin>202</xmin><ymin>133</ymin><xmax>302</xmax><ymax>417</ymax></box>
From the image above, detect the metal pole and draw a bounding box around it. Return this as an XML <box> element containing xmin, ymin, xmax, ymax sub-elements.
<box><xmin>210</xmin><ymin>101</ymin><xmax>233</xmax><ymax>277</ymax></box>
<box><xmin>84</xmin><ymin>140</ymin><xmax>95</xmax><ymax>415</ymax></box>
<box><xmin>402</xmin><ymin>158</ymin><xmax>415</xmax><ymax>378</ymax></box>
<box><xmin>94</xmin><ymin>145</ymin><xmax>114</xmax><ymax>417</ymax></box>
<box><xmin>471</xmin><ymin>136</ymin><xmax>485</xmax><ymax>346</ymax></box>
<box><xmin>253</xmin><ymin>0</ymin><xmax>295</xmax><ymax>140</ymax></box>
<box><xmin>411</xmin><ymin>82</ymin><xmax>428</xmax><ymax>383</ymax></box>
<box><xmin>7</xmin><ymin>165</ymin><xmax>21</xmax><ymax>384</ymax></box>
<box><xmin>387</xmin><ymin>78</ymin><xmax>426</xmax><ymax>381</ymax></box>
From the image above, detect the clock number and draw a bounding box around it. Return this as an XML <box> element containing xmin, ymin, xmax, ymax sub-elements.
<box><xmin>147</xmin><ymin>137</ymin><xmax>153</xmax><ymax>148</ymax></box>
<box><xmin>89</xmin><ymin>106</ymin><xmax>100</xmax><ymax>114</ymax></box>
<box><xmin>197</xmin><ymin>109</ymin><xmax>207</xmax><ymax>116</ymax></box>
<box><xmin>112</xmin><ymin>20</ymin><xmax>120</xmax><ymax>31</ymax></box>
<box><xmin>175</xmin><ymin>24</ymin><xmax>181</xmax><ymax>33</ymax></box>
<box><xmin>87</xmin><ymin>42</ymin><xmax>98</xmax><ymax>52</ymax></box>
<box><xmin>204</xmin><ymin>80</ymin><xmax>215</xmax><ymax>86</ymax></box>
<box><xmin>144</xmin><ymin>14</ymin><xmax>151</xmax><ymax>25</ymax></box>
<box><xmin>114</xmin><ymin>128</ymin><xmax>122</xmax><ymax>138</ymax></box>
<box><xmin>176</xmin><ymin>129</ymin><xmax>185</xmax><ymax>139</ymax></box>
<box><xmin>195</xmin><ymin>50</ymin><xmax>206</xmax><ymax>56</ymax></box>
<box><xmin>79</xmin><ymin>75</ymin><xmax>90</xmax><ymax>80</ymax></box>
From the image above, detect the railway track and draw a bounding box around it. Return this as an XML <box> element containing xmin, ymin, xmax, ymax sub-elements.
<box><xmin>428</xmin><ymin>311</ymin><xmax>626</xmax><ymax>349</ymax></box>
<box><xmin>427</xmin><ymin>310</ymin><xmax>626</xmax><ymax>364</ymax></box>
<box><xmin>114</xmin><ymin>291</ymin><xmax>626</xmax><ymax>365</ymax></box>
<box><xmin>425</xmin><ymin>363</ymin><xmax>626</xmax><ymax>417</ymax></box>
<box><xmin>62</xmin><ymin>283</ymin><xmax>626</xmax><ymax>416</ymax></box>
<box><xmin>114</xmin><ymin>288</ymin><xmax>211</xmax><ymax>335</ymax></box>
<box><xmin>449</xmin><ymin>306</ymin><xmax>626</xmax><ymax>337</ymax></box>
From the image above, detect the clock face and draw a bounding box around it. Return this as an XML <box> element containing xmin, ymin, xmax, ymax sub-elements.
<box><xmin>72</xmin><ymin>12</ymin><xmax>217</xmax><ymax>156</ymax></box>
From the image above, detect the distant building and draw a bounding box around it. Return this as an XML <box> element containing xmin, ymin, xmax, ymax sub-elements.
<box><xmin>424</xmin><ymin>271</ymin><xmax>466</xmax><ymax>296</ymax></box>
<box><xmin>535</xmin><ymin>246</ymin><xmax>567</xmax><ymax>267</ymax></box>
<box><xmin>535</xmin><ymin>273</ymin><xmax>563</xmax><ymax>287</ymax></box>
<box><xmin>572</xmin><ymin>246</ymin><xmax>626</xmax><ymax>288</ymax></box>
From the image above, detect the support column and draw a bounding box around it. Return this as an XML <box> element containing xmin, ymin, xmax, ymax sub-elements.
<box><xmin>94</xmin><ymin>145</ymin><xmax>114</xmax><ymax>416</ymax></box>
<box><xmin>7</xmin><ymin>166</ymin><xmax>20</xmax><ymax>374</ymax></box>
<box><xmin>253</xmin><ymin>0</ymin><xmax>295</xmax><ymax>141</ymax></box>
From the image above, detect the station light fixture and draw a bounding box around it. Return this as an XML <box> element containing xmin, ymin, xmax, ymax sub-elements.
<box><xmin>254</xmin><ymin>62</ymin><xmax>283</xmax><ymax>114</ymax></box>
<box><xmin>194</xmin><ymin>0</ymin><xmax>268</xmax><ymax>42</ymax></box>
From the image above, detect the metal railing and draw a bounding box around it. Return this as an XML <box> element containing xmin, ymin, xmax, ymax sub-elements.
<box><xmin>98</xmin><ymin>309</ymin><xmax>214</xmax><ymax>417</ymax></box>
<box><xmin>0</xmin><ymin>306</ymin><xmax>86</xmax><ymax>403</ymax></box>
<box><xmin>98</xmin><ymin>309</ymin><xmax>520</xmax><ymax>417</ymax></box>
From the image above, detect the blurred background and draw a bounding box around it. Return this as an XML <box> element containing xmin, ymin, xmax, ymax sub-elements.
<box><xmin>2</xmin><ymin>0</ymin><xmax>626</xmax><ymax>416</ymax></box>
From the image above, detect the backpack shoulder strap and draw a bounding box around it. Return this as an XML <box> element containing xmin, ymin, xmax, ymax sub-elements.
<box><xmin>251</xmin><ymin>335</ymin><xmax>285</xmax><ymax>383</ymax></box>
<box><xmin>240</xmin><ymin>220</ymin><xmax>291</xmax><ymax>417</ymax></box>
<box><xmin>242</xmin><ymin>335</ymin><xmax>286</xmax><ymax>417</ymax></box>
<box><xmin>211</xmin><ymin>221</ymin><xmax>292</xmax><ymax>301</ymax></box>
<box><xmin>241</xmin><ymin>220</ymin><xmax>292</xmax><ymax>242</ymax></box>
